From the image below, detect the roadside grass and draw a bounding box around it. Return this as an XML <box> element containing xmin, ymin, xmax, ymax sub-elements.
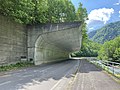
<box><xmin>0</xmin><ymin>62</ymin><xmax>34</xmax><ymax>72</ymax></box>
<box><xmin>115</xmin><ymin>74</ymin><xmax>120</xmax><ymax>78</ymax></box>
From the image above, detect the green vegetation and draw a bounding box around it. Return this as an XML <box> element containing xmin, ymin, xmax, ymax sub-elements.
<box><xmin>76</xmin><ymin>36</ymin><xmax>120</xmax><ymax>63</ymax></box>
<box><xmin>0</xmin><ymin>0</ymin><xmax>87</xmax><ymax>25</ymax></box>
<box><xmin>71</xmin><ymin>3</ymin><xmax>88</xmax><ymax>57</ymax></box>
<box><xmin>72</xmin><ymin>40</ymin><xmax>101</xmax><ymax>57</ymax></box>
<box><xmin>76</xmin><ymin>3</ymin><xmax>88</xmax><ymax>43</ymax></box>
<box><xmin>98</xmin><ymin>36</ymin><xmax>120</xmax><ymax>62</ymax></box>
<box><xmin>74</xmin><ymin>21</ymin><xmax>120</xmax><ymax>62</ymax></box>
<box><xmin>88</xmin><ymin>21</ymin><xmax>120</xmax><ymax>44</ymax></box>
<box><xmin>0</xmin><ymin>62</ymin><xmax>33</xmax><ymax>72</ymax></box>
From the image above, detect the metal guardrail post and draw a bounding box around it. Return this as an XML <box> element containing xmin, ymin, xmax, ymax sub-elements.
<box><xmin>101</xmin><ymin>60</ymin><xmax>103</xmax><ymax>69</ymax></box>
<box><xmin>112</xmin><ymin>63</ymin><xmax>115</xmax><ymax>75</ymax></box>
<box><xmin>90</xmin><ymin>59</ymin><xmax>120</xmax><ymax>78</ymax></box>
<box><xmin>106</xmin><ymin>61</ymin><xmax>108</xmax><ymax>70</ymax></box>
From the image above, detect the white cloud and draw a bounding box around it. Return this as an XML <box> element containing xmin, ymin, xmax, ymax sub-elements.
<box><xmin>119</xmin><ymin>11</ymin><xmax>120</xmax><ymax>17</ymax></box>
<box><xmin>87</xmin><ymin>8</ymin><xmax>114</xmax><ymax>25</ymax></box>
<box><xmin>89</xmin><ymin>27</ymin><xmax>94</xmax><ymax>30</ymax></box>
<box><xmin>114</xmin><ymin>0</ymin><xmax>120</xmax><ymax>5</ymax></box>
<box><xmin>114</xmin><ymin>3</ymin><xmax>120</xmax><ymax>5</ymax></box>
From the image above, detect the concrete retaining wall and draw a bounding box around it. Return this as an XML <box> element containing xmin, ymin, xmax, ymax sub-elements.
<box><xmin>0</xmin><ymin>15</ymin><xmax>27</xmax><ymax>65</ymax></box>
<box><xmin>0</xmin><ymin>15</ymin><xmax>81</xmax><ymax>65</ymax></box>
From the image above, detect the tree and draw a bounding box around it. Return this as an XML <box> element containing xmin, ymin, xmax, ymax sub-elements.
<box><xmin>113</xmin><ymin>48</ymin><xmax>120</xmax><ymax>60</ymax></box>
<box><xmin>0</xmin><ymin>0</ymin><xmax>88</xmax><ymax>26</ymax></box>
<box><xmin>98</xmin><ymin>36</ymin><xmax>120</xmax><ymax>62</ymax></box>
<box><xmin>76</xmin><ymin>3</ymin><xmax>88</xmax><ymax>22</ymax></box>
<box><xmin>73</xmin><ymin>40</ymin><xmax>101</xmax><ymax>57</ymax></box>
<box><xmin>0</xmin><ymin>0</ymin><xmax>35</xmax><ymax>24</ymax></box>
<box><xmin>64</xmin><ymin>0</ymin><xmax>76</xmax><ymax>22</ymax></box>
<box><xmin>75</xmin><ymin>3</ymin><xmax>88</xmax><ymax>52</ymax></box>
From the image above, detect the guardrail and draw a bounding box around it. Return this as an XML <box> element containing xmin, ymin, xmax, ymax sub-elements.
<box><xmin>88</xmin><ymin>59</ymin><xmax>120</xmax><ymax>79</ymax></box>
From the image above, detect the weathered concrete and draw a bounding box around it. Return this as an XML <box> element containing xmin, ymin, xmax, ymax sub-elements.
<box><xmin>0</xmin><ymin>15</ymin><xmax>27</xmax><ymax>65</ymax></box>
<box><xmin>27</xmin><ymin>22</ymin><xmax>82</xmax><ymax>65</ymax></box>
<box><xmin>0</xmin><ymin>15</ymin><xmax>82</xmax><ymax>65</ymax></box>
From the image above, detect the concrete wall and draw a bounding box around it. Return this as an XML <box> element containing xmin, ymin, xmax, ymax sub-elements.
<box><xmin>27</xmin><ymin>22</ymin><xmax>81</xmax><ymax>65</ymax></box>
<box><xmin>0</xmin><ymin>15</ymin><xmax>81</xmax><ymax>65</ymax></box>
<box><xmin>0</xmin><ymin>15</ymin><xmax>27</xmax><ymax>65</ymax></box>
<box><xmin>34</xmin><ymin>35</ymin><xmax>69</xmax><ymax>65</ymax></box>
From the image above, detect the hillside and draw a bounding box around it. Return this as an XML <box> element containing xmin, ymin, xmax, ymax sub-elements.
<box><xmin>88</xmin><ymin>30</ymin><xmax>97</xmax><ymax>39</ymax></box>
<box><xmin>88</xmin><ymin>21</ymin><xmax>120</xmax><ymax>44</ymax></box>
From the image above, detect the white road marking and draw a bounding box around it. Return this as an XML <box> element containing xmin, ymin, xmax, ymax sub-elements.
<box><xmin>0</xmin><ymin>74</ymin><xmax>11</xmax><ymax>77</ymax></box>
<box><xmin>0</xmin><ymin>81</ymin><xmax>12</xmax><ymax>86</ymax></box>
<box><xmin>23</xmin><ymin>75</ymin><xmax>33</xmax><ymax>78</ymax></box>
<box><xmin>50</xmin><ymin>61</ymin><xmax>79</xmax><ymax>90</ymax></box>
<box><xmin>50</xmin><ymin>77</ymin><xmax>64</xmax><ymax>90</ymax></box>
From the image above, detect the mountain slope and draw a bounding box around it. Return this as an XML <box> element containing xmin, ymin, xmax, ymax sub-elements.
<box><xmin>88</xmin><ymin>30</ymin><xmax>97</xmax><ymax>39</ymax></box>
<box><xmin>88</xmin><ymin>21</ymin><xmax>120</xmax><ymax>44</ymax></box>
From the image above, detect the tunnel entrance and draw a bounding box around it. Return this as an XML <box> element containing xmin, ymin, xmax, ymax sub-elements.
<box><xmin>27</xmin><ymin>22</ymin><xmax>82</xmax><ymax>65</ymax></box>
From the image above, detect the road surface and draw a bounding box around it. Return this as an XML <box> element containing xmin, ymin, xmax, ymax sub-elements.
<box><xmin>0</xmin><ymin>59</ymin><xmax>120</xmax><ymax>90</ymax></box>
<box><xmin>72</xmin><ymin>59</ymin><xmax>120</xmax><ymax>90</ymax></box>
<box><xmin>0</xmin><ymin>60</ymin><xmax>79</xmax><ymax>90</ymax></box>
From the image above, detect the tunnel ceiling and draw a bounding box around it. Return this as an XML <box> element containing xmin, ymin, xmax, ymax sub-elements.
<box><xmin>36</xmin><ymin>25</ymin><xmax>82</xmax><ymax>52</ymax></box>
<box><xmin>28</xmin><ymin>22</ymin><xmax>82</xmax><ymax>65</ymax></box>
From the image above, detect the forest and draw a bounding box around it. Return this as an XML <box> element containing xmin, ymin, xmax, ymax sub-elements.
<box><xmin>0</xmin><ymin>0</ymin><xmax>87</xmax><ymax>24</ymax></box>
<box><xmin>72</xmin><ymin>40</ymin><xmax>101</xmax><ymax>57</ymax></box>
<box><xmin>98</xmin><ymin>36</ymin><xmax>120</xmax><ymax>62</ymax></box>
<box><xmin>88</xmin><ymin>21</ymin><xmax>120</xmax><ymax>44</ymax></box>
<box><xmin>74</xmin><ymin>36</ymin><xmax>120</xmax><ymax>63</ymax></box>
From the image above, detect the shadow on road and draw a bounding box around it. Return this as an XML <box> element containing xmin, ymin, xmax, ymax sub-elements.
<box><xmin>79</xmin><ymin>59</ymin><xmax>102</xmax><ymax>73</ymax></box>
<box><xmin>0</xmin><ymin>59</ymin><xmax>77</xmax><ymax>90</ymax></box>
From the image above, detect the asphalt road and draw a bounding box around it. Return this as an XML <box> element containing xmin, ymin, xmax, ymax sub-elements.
<box><xmin>0</xmin><ymin>60</ymin><xmax>79</xmax><ymax>90</ymax></box>
<box><xmin>72</xmin><ymin>59</ymin><xmax>120</xmax><ymax>90</ymax></box>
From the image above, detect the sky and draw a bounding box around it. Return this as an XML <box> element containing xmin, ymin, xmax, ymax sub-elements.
<box><xmin>71</xmin><ymin>0</ymin><xmax>120</xmax><ymax>32</ymax></box>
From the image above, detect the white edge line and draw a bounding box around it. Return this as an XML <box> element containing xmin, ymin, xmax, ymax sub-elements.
<box><xmin>0</xmin><ymin>81</ymin><xmax>12</xmax><ymax>86</ymax></box>
<box><xmin>50</xmin><ymin>60</ymin><xmax>79</xmax><ymax>90</ymax></box>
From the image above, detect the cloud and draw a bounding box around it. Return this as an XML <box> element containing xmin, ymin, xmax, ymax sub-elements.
<box><xmin>89</xmin><ymin>27</ymin><xmax>94</xmax><ymax>30</ymax></box>
<box><xmin>119</xmin><ymin>11</ymin><xmax>120</xmax><ymax>14</ymax></box>
<box><xmin>114</xmin><ymin>0</ymin><xmax>120</xmax><ymax>5</ymax></box>
<box><xmin>119</xmin><ymin>11</ymin><xmax>120</xmax><ymax>17</ymax></box>
<box><xmin>114</xmin><ymin>3</ymin><xmax>120</xmax><ymax>5</ymax></box>
<box><xmin>87</xmin><ymin>8</ymin><xmax>114</xmax><ymax>25</ymax></box>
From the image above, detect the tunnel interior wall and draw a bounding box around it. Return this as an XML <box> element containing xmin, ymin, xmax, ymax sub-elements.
<box><xmin>0</xmin><ymin>15</ymin><xmax>27</xmax><ymax>65</ymax></box>
<box><xmin>34</xmin><ymin>35</ymin><xmax>69</xmax><ymax>65</ymax></box>
<box><xmin>27</xmin><ymin>23</ymin><xmax>80</xmax><ymax>59</ymax></box>
<box><xmin>27</xmin><ymin>22</ymin><xmax>81</xmax><ymax>65</ymax></box>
